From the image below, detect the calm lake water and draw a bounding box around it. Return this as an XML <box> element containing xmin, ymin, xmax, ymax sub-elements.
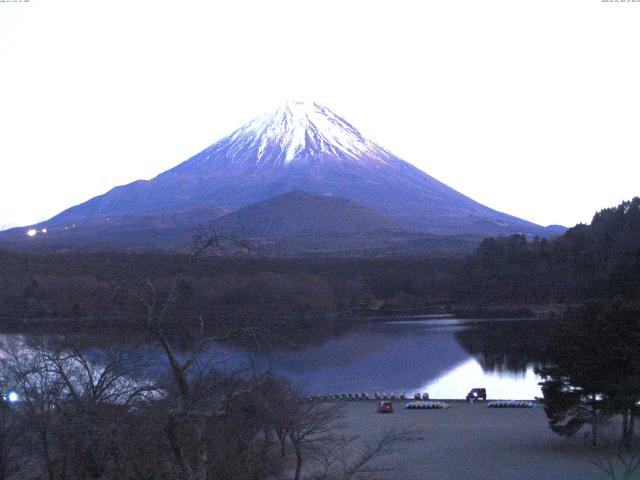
<box><xmin>2</xmin><ymin>316</ymin><xmax>549</xmax><ymax>400</ymax></box>
<box><xmin>210</xmin><ymin>316</ymin><xmax>549</xmax><ymax>400</ymax></box>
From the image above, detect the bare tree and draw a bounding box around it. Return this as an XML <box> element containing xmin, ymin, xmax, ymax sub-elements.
<box><xmin>287</xmin><ymin>402</ymin><xmax>338</xmax><ymax>480</ymax></box>
<box><xmin>311</xmin><ymin>429</ymin><xmax>414</xmax><ymax>480</ymax></box>
<box><xmin>0</xmin><ymin>390</ymin><xmax>25</xmax><ymax>480</ymax></box>
<box><xmin>591</xmin><ymin>448</ymin><xmax>640</xmax><ymax>480</ymax></box>
<box><xmin>123</xmin><ymin>227</ymin><xmax>267</xmax><ymax>480</ymax></box>
<box><xmin>0</xmin><ymin>337</ymin><xmax>163</xmax><ymax>480</ymax></box>
<box><xmin>0</xmin><ymin>339</ymin><xmax>66</xmax><ymax>480</ymax></box>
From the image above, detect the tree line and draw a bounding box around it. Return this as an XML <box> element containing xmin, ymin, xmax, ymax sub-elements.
<box><xmin>456</xmin><ymin>197</ymin><xmax>640</xmax><ymax>304</ymax></box>
<box><xmin>0</xmin><ymin>251</ymin><xmax>460</xmax><ymax>325</ymax></box>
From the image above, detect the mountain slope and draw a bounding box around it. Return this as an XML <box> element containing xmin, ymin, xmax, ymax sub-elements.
<box><xmin>213</xmin><ymin>191</ymin><xmax>407</xmax><ymax>238</ymax></box>
<box><xmin>2</xmin><ymin>100</ymin><xmax>563</xmax><ymax>251</ymax></box>
<box><xmin>210</xmin><ymin>192</ymin><xmax>480</xmax><ymax>256</ymax></box>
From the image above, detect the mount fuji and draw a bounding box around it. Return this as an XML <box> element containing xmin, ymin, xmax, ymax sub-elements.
<box><xmin>1</xmin><ymin>101</ymin><xmax>563</xmax><ymax>252</ymax></box>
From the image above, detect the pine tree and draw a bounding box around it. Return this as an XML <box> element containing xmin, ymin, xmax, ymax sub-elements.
<box><xmin>537</xmin><ymin>301</ymin><xmax>640</xmax><ymax>446</ymax></box>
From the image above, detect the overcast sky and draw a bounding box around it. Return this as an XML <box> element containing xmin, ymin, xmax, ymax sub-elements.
<box><xmin>1</xmin><ymin>0</ymin><xmax>639</xmax><ymax>230</ymax></box>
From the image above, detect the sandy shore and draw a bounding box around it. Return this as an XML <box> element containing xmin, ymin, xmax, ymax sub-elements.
<box><xmin>333</xmin><ymin>400</ymin><xmax>616</xmax><ymax>480</ymax></box>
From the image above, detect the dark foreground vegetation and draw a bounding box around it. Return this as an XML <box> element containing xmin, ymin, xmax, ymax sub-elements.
<box><xmin>0</xmin><ymin>335</ymin><xmax>407</xmax><ymax>480</ymax></box>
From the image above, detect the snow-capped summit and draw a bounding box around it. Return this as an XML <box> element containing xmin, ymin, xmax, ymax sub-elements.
<box><xmin>240</xmin><ymin>100</ymin><xmax>391</xmax><ymax>163</ymax></box>
<box><xmin>184</xmin><ymin>100</ymin><xmax>393</xmax><ymax>170</ymax></box>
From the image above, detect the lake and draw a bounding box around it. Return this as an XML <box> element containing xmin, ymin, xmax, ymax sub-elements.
<box><xmin>1</xmin><ymin>316</ymin><xmax>550</xmax><ymax>400</ymax></box>
<box><xmin>210</xmin><ymin>315</ymin><xmax>549</xmax><ymax>400</ymax></box>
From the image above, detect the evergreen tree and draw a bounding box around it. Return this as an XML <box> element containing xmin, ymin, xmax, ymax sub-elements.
<box><xmin>537</xmin><ymin>302</ymin><xmax>640</xmax><ymax>445</ymax></box>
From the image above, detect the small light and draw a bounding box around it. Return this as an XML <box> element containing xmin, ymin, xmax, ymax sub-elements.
<box><xmin>41</xmin><ymin>228</ymin><xmax>47</xmax><ymax>233</ymax></box>
<box><xmin>6</xmin><ymin>391</ymin><xmax>18</xmax><ymax>403</ymax></box>
<box><xmin>27</xmin><ymin>229</ymin><xmax>37</xmax><ymax>237</ymax></box>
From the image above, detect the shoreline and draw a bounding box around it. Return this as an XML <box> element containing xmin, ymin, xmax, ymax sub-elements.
<box><xmin>0</xmin><ymin>303</ymin><xmax>563</xmax><ymax>330</ymax></box>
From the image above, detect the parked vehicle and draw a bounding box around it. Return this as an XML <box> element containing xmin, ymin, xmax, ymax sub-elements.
<box><xmin>466</xmin><ymin>388</ymin><xmax>487</xmax><ymax>401</ymax></box>
<box><xmin>377</xmin><ymin>401</ymin><xmax>394</xmax><ymax>413</ymax></box>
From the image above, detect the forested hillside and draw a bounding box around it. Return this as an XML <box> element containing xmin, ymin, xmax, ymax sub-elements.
<box><xmin>457</xmin><ymin>197</ymin><xmax>640</xmax><ymax>303</ymax></box>
<box><xmin>0</xmin><ymin>252</ymin><xmax>460</xmax><ymax>323</ymax></box>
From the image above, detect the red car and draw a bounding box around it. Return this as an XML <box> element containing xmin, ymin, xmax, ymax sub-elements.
<box><xmin>377</xmin><ymin>401</ymin><xmax>394</xmax><ymax>413</ymax></box>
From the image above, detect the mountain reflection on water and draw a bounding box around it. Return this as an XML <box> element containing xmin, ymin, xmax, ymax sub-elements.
<box><xmin>234</xmin><ymin>317</ymin><xmax>550</xmax><ymax>399</ymax></box>
<box><xmin>1</xmin><ymin>317</ymin><xmax>550</xmax><ymax>399</ymax></box>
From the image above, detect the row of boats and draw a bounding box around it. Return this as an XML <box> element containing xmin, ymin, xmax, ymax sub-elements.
<box><xmin>303</xmin><ymin>394</ymin><xmax>537</xmax><ymax>409</ymax></box>
<box><xmin>302</xmin><ymin>392</ymin><xmax>430</xmax><ymax>402</ymax></box>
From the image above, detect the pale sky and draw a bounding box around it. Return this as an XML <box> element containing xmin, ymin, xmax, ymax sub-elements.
<box><xmin>1</xmin><ymin>0</ymin><xmax>639</xmax><ymax>230</ymax></box>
